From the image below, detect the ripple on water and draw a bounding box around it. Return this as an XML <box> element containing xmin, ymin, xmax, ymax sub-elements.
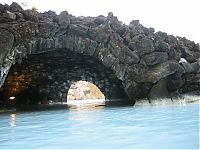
<box><xmin>0</xmin><ymin>102</ymin><xmax>199</xmax><ymax>149</ymax></box>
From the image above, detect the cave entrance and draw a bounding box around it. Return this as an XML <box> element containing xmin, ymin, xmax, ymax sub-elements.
<box><xmin>67</xmin><ymin>81</ymin><xmax>105</xmax><ymax>105</ymax></box>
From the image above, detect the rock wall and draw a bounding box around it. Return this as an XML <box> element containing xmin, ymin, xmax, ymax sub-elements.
<box><xmin>0</xmin><ymin>2</ymin><xmax>199</xmax><ymax>105</ymax></box>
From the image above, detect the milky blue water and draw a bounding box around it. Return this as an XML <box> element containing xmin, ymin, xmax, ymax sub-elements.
<box><xmin>0</xmin><ymin>103</ymin><xmax>199</xmax><ymax>149</ymax></box>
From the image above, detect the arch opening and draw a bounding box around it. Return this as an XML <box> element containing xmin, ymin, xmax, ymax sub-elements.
<box><xmin>0</xmin><ymin>49</ymin><xmax>129</xmax><ymax>109</ymax></box>
<box><xmin>67</xmin><ymin>80</ymin><xmax>105</xmax><ymax>106</ymax></box>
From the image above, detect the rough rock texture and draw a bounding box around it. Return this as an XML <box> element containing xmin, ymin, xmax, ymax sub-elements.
<box><xmin>0</xmin><ymin>2</ymin><xmax>199</xmax><ymax>106</ymax></box>
<box><xmin>67</xmin><ymin>81</ymin><xmax>105</xmax><ymax>100</ymax></box>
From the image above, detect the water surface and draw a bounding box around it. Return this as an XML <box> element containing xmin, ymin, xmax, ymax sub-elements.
<box><xmin>0</xmin><ymin>103</ymin><xmax>199</xmax><ymax>149</ymax></box>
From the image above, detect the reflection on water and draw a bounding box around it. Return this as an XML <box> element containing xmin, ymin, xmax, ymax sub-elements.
<box><xmin>67</xmin><ymin>99</ymin><xmax>105</xmax><ymax>111</ymax></box>
<box><xmin>10</xmin><ymin>113</ymin><xmax>16</xmax><ymax>141</ymax></box>
<box><xmin>10</xmin><ymin>114</ymin><xmax>16</xmax><ymax>128</ymax></box>
<box><xmin>0</xmin><ymin>103</ymin><xmax>199</xmax><ymax>149</ymax></box>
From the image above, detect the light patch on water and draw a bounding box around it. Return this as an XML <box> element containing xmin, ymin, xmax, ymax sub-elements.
<box><xmin>67</xmin><ymin>98</ymin><xmax>105</xmax><ymax>109</ymax></box>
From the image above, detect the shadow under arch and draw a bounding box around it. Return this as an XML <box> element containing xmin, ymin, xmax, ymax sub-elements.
<box><xmin>0</xmin><ymin>49</ymin><xmax>129</xmax><ymax>107</ymax></box>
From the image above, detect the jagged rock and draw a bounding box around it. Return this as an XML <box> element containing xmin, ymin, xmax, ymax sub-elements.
<box><xmin>182</xmin><ymin>73</ymin><xmax>200</xmax><ymax>93</ymax></box>
<box><xmin>129</xmin><ymin>20</ymin><xmax>145</xmax><ymax>36</ymax></box>
<box><xmin>88</xmin><ymin>27</ymin><xmax>110</xmax><ymax>43</ymax></box>
<box><xmin>155</xmin><ymin>31</ymin><xmax>169</xmax><ymax>41</ymax></box>
<box><xmin>129</xmin><ymin>37</ymin><xmax>155</xmax><ymax>56</ymax></box>
<box><xmin>0</xmin><ymin>29</ymin><xmax>14</xmax><ymax>63</ymax></box>
<box><xmin>93</xmin><ymin>15</ymin><xmax>106</xmax><ymax>25</ymax></box>
<box><xmin>38</xmin><ymin>22</ymin><xmax>58</xmax><ymax>37</ymax></box>
<box><xmin>149</xmin><ymin>78</ymin><xmax>170</xmax><ymax>99</ymax></box>
<box><xmin>125</xmin><ymin>61</ymin><xmax>185</xmax><ymax>83</ymax></box>
<box><xmin>168</xmin><ymin>47</ymin><xmax>182</xmax><ymax>61</ymax></box>
<box><xmin>117</xmin><ymin>47</ymin><xmax>140</xmax><ymax>64</ymax></box>
<box><xmin>123</xmin><ymin>78</ymin><xmax>152</xmax><ymax>100</ymax></box>
<box><xmin>191</xmin><ymin>59</ymin><xmax>200</xmax><ymax>73</ymax></box>
<box><xmin>15</xmin><ymin>12</ymin><xmax>24</xmax><ymax>20</ymax></box>
<box><xmin>23</xmin><ymin>10</ymin><xmax>39</xmax><ymax>22</ymax></box>
<box><xmin>0</xmin><ymin>2</ymin><xmax>199</xmax><ymax>104</ymax></box>
<box><xmin>155</xmin><ymin>41</ymin><xmax>170</xmax><ymax>52</ymax></box>
<box><xmin>0</xmin><ymin>4</ymin><xmax>9</xmax><ymax>13</ymax></box>
<box><xmin>69</xmin><ymin>24</ymin><xmax>88</xmax><ymax>37</ymax></box>
<box><xmin>3</xmin><ymin>10</ymin><xmax>16</xmax><ymax>20</ymax></box>
<box><xmin>58</xmin><ymin>11</ymin><xmax>70</xmax><ymax>28</ymax></box>
<box><xmin>38</xmin><ymin>11</ymin><xmax>57</xmax><ymax>23</ymax></box>
<box><xmin>179</xmin><ymin>45</ymin><xmax>200</xmax><ymax>62</ymax></box>
<box><xmin>179</xmin><ymin>58</ymin><xmax>200</xmax><ymax>73</ymax></box>
<box><xmin>167</xmin><ymin>73</ymin><xmax>185</xmax><ymax>91</ymax></box>
<box><xmin>180</xmin><ymin>61</ymin><xmax>193</xmax><ymax>73</ymax></box>
<box><xmin>141</xmin><ymin>52</ymin><xmax>168</xmax><ymax>66</ymax></box>
<box><xmin>10</xmin><ymin>2</ymin><xmax>23</xmax><ymax>12</ymax></box>
<box><xmin>106</xmin><ymin>12</ymin><xmax>122</xmax><ymax>31</ymax></box>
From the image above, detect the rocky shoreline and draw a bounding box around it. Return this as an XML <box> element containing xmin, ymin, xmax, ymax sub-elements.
<box><xmin>0</xmin><ymin>2</ymin><xmax>199</xmax><ymax>107</ymax></box>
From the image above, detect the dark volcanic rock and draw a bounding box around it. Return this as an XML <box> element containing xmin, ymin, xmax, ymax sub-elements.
<box><xmin>117</xmin><ymin>47</ymin><xmax>140</xmax><ymax>64</ymax></box>
<box><xmin>129</xmin><ymin>37</ymin><xmax>155</xmax><ymax>56</ymax></box>
<box><xmin>0</xmin><ymin>2</ymin><xmax>199</xmax><ymax>105</ymax></box>
<box><xmin>58</xmin><ymin>11</ymin><xmax>70</xmax><ymax>28</ymax></box>
<box><xmin>3</xmin><ymin>10</ymin><xmax>16</xmax><ymax>20</ymax></box>
<box><xmin>93</xmin><ymin>15</ymin><xmax>106</xmax><ymax>25</ymax></box>
<box><xmin>125</xmin><ymin>61</ymin><xmax>185</xmax><ymax>84</ymax></box>
<box><xmin>155</xmin><ymin>41</ymin><xmax>170</xmax><ymax>52</ymax></box>
<box><xmin>10</xmin><ymin>2</ymin><xmax>23</xmax><ymax>12</ymax></box>
<box><xmin>0</xmin><ymin>4</ymin><xmax>10</xmax><ymax>13</ymax></box>
<box><xmin>149</xmin><ymin>78</ymin><xmax>170</xmax><ymax>99</ymax></box>
<box><xmin>141</xmin><ymin>52</ymin><xmax>168</xmax><ymax>66</ymax></box>
<box><xmin>0</xmin><ymin>29</ymin><xmax>14</xmax><ymax>63</ymax></box>
<box><xmin>23</xmin><ymin>9</ymin><xmax>39</xmax><ymax>22</ymax></box>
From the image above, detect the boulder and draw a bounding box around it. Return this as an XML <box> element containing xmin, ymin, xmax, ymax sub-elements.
<box><xmin>149</xmin><ymin>78</ymin><xmax>170</xmax><ymax>99</ymax></box>
<box><xmin>23</xmin><ymin>10</ymin><xmax>39</xmax><ymax>22</ymax></box>
<box><xmin>123</xmin><ymin>79</ymin><xmax>152</xmax><ymax>100</ymax></box>
<box><xmin>87</xmin><ymin>26</ymin><xmax>110</xmax><ymax>44</ymax></box>
<box><xmin>179</xmin><ymin>58</ymin><xmax>200</xmax><ymax>73</ymax></box>
<box><xmin>182</xmin><ymin>73</ymin><xmax>200</xmax><ymax>93</ymax></box>
<box><xmin>15</xmin><ymin>12</ymin><xmax>24</xmax><ymax>20</ymax></box>
<box><xmin>0</xmin><ymin>29</ymin><xmax>14</xmax><ymax>63</ymax></box>
<box><xmin>38</xmin><ymin>22</ymin><xmax>58</xmax><ymax>37</ymax></box>
<box><xmin>129</xmin><ymin>37</ymin><xmax>155</xmax><ymax>56</ymax></box>
<box><xmin>58</xmin><ymin>11</ymin><xmax>70</xmax><ymax>28</ymax></box>
<box><xmin>69</xmin><ymin>24</ymin><xmax>88</xmax><ymax>37</ymax></box>
<box><xmin>128</xmin><ymin>20</ymin><xmax>146</xmax><ymax>36</ymax></box>
<box><xmin>117</xmin><ymin>47</ymin><xmax>140</xmax><ymax>64</ymax></box>
<box><xmin>3</xmin><ymin>10</ymin><xmax>16</xmax><ymax>20</ymax></box>
<box><xmin>167</xmin><ymin>73</ymin><xmax>185</xmax><ymax>91</ymax></box>
<box><xmin>0</xmin><ymin>4</ymin><xmax>10</xmax><ymax>13</ymax></box>
<box><xmin>10</xmin><ymin>2</ymin><xmax>23</xmax><ymax>12</ymax></box>
<box><xmin>38</xmin><ymin>11</ymin><xmax>57</xmax><ymax>23</ymax></box>
<box><xmin>168</xmin><ymin>47</ymin><xmax>181</xmax><ymax>61</ymax></box>
<box><xmin>141</xmin><ymin>52</ymin><xmax>168</xmax><ymax>66</ymax></box>
<box><xmin>191</xmin><ymin>59</ymin><xmax>200</xmax><ymax>73</ymax></box>
<box><xmin>155</xmin><ymin>41</ymin><xmax>170</xmax><ymax>52</ymax></box>
<box><xmin>93</xmin><ymin>15</ymin><xmax>106</xmax><ymax>25</ymax></box>
<box><xmin>125</xmin><ymin>61</ymin><xmax>185</xmax><ymax>83</ymax></box>
<box><xmin>180</xmin><ymin>62</ymin><xmax>194</xmax><ymax>73</ymax></box>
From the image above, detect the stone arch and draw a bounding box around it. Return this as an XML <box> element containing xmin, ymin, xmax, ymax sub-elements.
<box><xmin>0</xmin><ymin>2</ymin><xmax>199</xmax><ymax>107</ymax></box>
<box><xmin>0</xmin><ymin>49</ymin><xmax>129</xmax><ymax>106</ymax></box>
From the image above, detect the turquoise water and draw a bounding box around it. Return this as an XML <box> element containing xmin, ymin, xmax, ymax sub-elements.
<box><xmin>0</xmin><ymin>103</ymin><xmax>199</xmax><ymax>149</ymax></box>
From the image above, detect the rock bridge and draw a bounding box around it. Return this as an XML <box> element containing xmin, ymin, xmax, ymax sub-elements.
<box><xmin>0</xmin><ymin>2</ymin><xmax>199</xmax><ymax>105</ymax></box>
